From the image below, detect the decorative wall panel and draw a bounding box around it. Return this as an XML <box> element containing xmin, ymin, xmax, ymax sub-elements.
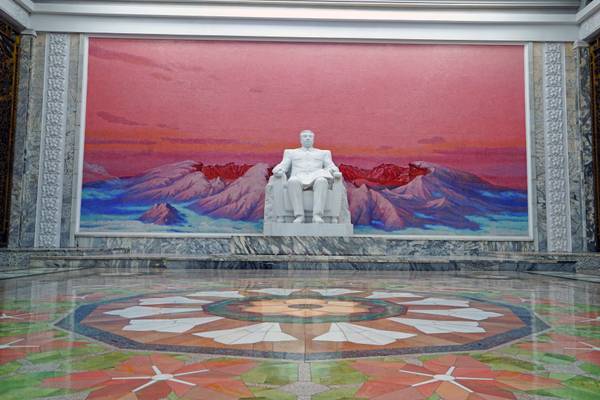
<box><xmin>543</xmin><ymin>43</ymin><xmax>572</xmax><ymax>252</ymax></box>
<box><xmin>35</xmin><ymin>33</ymin><xmax>70</xmax><ymax>248</ymax></box>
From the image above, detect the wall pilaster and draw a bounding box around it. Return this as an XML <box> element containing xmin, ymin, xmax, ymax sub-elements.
<box><xmin>34</xmin><ymin>33</ymin><xmax>70</xmax><ymax>248</ymax></box>
<box><xmin>543</xmin><ymin>42</ymin><xmax>572</xmax><ymax>252</ymax></box>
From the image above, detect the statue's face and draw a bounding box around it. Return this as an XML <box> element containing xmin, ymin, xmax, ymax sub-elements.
<box><xmin>300</xmin><ymin>131</ymin><xmax>314</xmax><ymax>148</ymax></box>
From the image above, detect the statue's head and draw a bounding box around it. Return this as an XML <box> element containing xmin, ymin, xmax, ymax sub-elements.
<box><xmin>299</xmin><ymin>130</ymin><xmax>315</xmax><ymax>149</ymax></box>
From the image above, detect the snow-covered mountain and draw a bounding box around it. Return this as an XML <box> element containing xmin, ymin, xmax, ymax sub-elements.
<box><xmin>84</xmin><ymin>160</ymin><xmax>226</xmax><ymax>204</ymax></box>
<box><xmin>189</xmin><ymin>163</ymin><xmax>270</xmax><ymax>221</ymax></box>
<box><xmin>82</xmin><ymin>160</ymin><xmax>527</xmax><ymax>232</ymax></box>
<box><xmin>83</xmin><ymin>162</ymin><xmax>117</xmax><ymax>184</ymax></box>
<box><xmin>139</xmin><ymin>203</ymin><xmax>186</xmax><ymax>225</ymax></box>
<box><xmin>346</xmin><ymin>161</ymin><xmax>527</xmax><ymax>231</ymax></box>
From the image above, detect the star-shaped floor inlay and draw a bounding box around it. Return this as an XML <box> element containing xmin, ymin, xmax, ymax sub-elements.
<box><xmin>399</xmin><ymin>365</ymin><xmax>493</xmax><ymax>393</ymax></box>
<box><xmin>111</xmin><ymin>364</ymin><xmax>208</xmax><ymax>393</ymax></box>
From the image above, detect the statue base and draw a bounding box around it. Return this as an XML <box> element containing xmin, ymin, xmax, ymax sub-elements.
<box><xmin>264</xmin><ymin>222</ymin><xmax>353</xmax><ymax>237</ymax></box>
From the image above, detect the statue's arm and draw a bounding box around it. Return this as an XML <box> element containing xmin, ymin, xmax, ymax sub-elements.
<box><xmin>273</xmin><ymin>150</ymin><xmax>292</xmax><ymax>175</ymax></box>
<box><xmin>323</xmin><ymin>150</ymin><xmax>340</xmax><ymax>175</ymax></box>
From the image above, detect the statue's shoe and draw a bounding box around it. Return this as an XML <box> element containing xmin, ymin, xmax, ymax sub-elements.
<box><xmin>313</xmin><ymin>215</ymin><xmax>325</xmax><ymax>223</ymax></box>
<box><xmin>293</xmin><ymin>216</ymin><xmax>305</xmax><ymax>223</ymax></box>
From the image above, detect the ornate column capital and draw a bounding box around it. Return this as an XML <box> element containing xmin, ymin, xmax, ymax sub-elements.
<box><xmin>573</xmin><ymin>40</ymin><xmax>590</xmax><ymax>49</ymax></box>
<box><xmin>20</xmin><ymin>29</ymin><xmax>37</xmax><ymax>37</ymax></box>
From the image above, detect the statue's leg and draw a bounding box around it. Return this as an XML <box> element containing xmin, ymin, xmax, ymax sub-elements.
<box><xmin>287</xmin><ymin>177</ymin><xmax>305</xmax><ymax>222</ymax></box>
<box><xmin>312</xmin><ymin>177</ymin><xmax>328</xmax><ymax>223</ymax></box>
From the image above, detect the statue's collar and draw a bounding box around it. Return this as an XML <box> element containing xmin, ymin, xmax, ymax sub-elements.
<box><xmin>300</xmin><ymin>147</ymin><xmax>314</xmax><ymax>152</ymax></box>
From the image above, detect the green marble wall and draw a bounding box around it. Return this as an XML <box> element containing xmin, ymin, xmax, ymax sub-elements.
<box><xmin>0</xmin><ymin>21</ymin><xmax>19</xmax><ymax>247</ymax></box>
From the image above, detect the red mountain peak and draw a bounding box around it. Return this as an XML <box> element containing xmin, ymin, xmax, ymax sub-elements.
<box><xmin>198</xmin><ymin>162</ymin><xmax>253</xmax><ymax>181</ymax></box>
<box><xmin>339</xmin><ymin>163</ymin><xmax>429</xmax><ymax>189</ymax></box>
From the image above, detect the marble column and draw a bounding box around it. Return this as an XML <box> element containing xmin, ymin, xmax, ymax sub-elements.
<box><xmin>573</xmin><ymin>41</ymin><xmax>597</xmax><ymax>252</ymax></box>
<box><xmin>8</xmin><ymin>31</ymin><xmax>34</xmax><ymax>248</ymax></box>
<box><xmin>543</xmin><ymin>43</ymin><xmax>572</xmax><ymax>252</ymax></box>
<box><xmin>60</xmin><ymin>34</ymin><xmax>83</xmax><ymax>247</ymax></box>
<box><xmin>564</xmin><ymin>44</ymin><xmax>585</xmax><ymax>252</ymax></box>
<box><xmin>533</xmin><ymin>43</ymin><xmax>547</xmax><ymax>252</ymax></box>
<box><xmin>34</xmin><ymin>33</ymin><xmax>70</xmax><ymax>248</ymax></box>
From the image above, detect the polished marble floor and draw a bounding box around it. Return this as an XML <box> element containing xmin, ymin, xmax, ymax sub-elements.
<box><xmin>1</xmin><ymin>268</ymin><xmax>599</xmax><ymax>399</ymax></box>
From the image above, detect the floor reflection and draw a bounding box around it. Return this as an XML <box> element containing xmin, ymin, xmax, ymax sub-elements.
<box><xmin>0</xmin><ymin>269</ymin><xmax>599</xmax><ymax>399</ymax></box>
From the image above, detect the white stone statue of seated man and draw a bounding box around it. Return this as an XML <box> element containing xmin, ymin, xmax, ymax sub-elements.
<box><xmin>272</xmin><ymin>130</ymin><xmax>342</xmax><ymax>223</ymax></box>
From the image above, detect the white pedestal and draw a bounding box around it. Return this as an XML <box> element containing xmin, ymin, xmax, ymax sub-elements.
<box><xmin>264</xmin><ymin>222</ymin><xmax>354</xmax><ymax>237</ymax></box>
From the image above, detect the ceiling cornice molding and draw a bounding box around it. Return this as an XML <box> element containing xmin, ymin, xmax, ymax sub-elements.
<box><xmin>577</xmin><ymin>0</ymin><xmax>600</xmax><ymax>39</ymax></box>
<box><xmin>14</xmin><ymin>0</ymin><xmax>34</xmax><ymax>12</ymax></box>
<box><xmin>0</xmin><ymin>0</ymin><xmax>31</xmax><ymax>29</ymax></box>
<box><xmin>576</xmin><ymin>0</ymin><xmax>600</xmax><ymax>22</ymax></box>
<box><xmin>2</xmin><ymin>0</ymin><xmax>587</xmax><ymax>41</ymax></box>
<box><xmin>30</xmin><ymin>2</ymin><xmax>579</xmax><ymax>23</ymax></box>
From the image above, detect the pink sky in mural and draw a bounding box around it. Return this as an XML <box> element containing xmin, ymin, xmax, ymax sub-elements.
<box><xmin>84</xmin><ymin>38</ymin><xmax>527</xmax><ymax>189</ymax></box>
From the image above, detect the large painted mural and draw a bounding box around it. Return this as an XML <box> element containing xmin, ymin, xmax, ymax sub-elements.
<box><xmin>79</xmin><ymin>38</ymin><xmax>529</xmax><ymax>237</ymax></box>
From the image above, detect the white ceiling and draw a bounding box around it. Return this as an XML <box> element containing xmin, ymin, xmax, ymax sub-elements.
<box><xmin>1</xmin><ymin>0</ymin><xmax>599</xmax><ymax>41</ymax></box>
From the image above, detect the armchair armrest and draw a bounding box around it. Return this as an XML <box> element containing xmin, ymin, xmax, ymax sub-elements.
<box><xmin>330</xmin><ymin>172</ymin><xmax>344</xmax><ymax>218</ymax></box>
<box><xmin>269</xmin><ymin>172</ymin><xmax>287</xmax><ymax>221</ymax></box>
<box><xmin>269</xmin><ymin>171</ymin><xmax>287</xmax><ymax>185</ymax></box>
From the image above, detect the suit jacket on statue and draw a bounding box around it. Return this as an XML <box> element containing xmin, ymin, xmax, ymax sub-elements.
<box><xmin>274</xmin><ymin>147</ymin><xmax>339</xmax><ymax>187</ymax></box>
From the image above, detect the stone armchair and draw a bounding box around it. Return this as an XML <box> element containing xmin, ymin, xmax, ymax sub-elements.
<box><xmin>263</xmin><ymin>172</ymin><xmax>353</xmax><ymax>236</ymax></box>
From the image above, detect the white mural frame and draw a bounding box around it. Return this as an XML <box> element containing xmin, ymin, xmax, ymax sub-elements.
<box><xmin>74</xmin><ymin>35</ymin><xmax>534</xmax><ymax>241</ymax></box>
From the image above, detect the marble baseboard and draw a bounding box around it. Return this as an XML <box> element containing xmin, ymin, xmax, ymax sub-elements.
<box><xmin>0</xmin><ymin>247</ymin><xmax>129</xmax><ymax>267</ymax></box>
<box><xmin>75</xmin><ymin>236</ymin><xmax>230</xmax><ymax>255</ymax></box>
<box><xmin>74</xmin><ymin>234</ymin><xmax>534</xmax><ymax>257</ymax></box>
<box><xmin>162</xmin><ymin>260</ymin><xmax>567</xmax><ymax>271</ymax></box>
<box><xmin>19</xmin><ymin>255</ymin><xmax>575</xmax><ymax>272</ymax></box>
<box><xmin>7</xmin><ymin>234</ymin><xmax>596</xmax><ymax>272</ymax></box>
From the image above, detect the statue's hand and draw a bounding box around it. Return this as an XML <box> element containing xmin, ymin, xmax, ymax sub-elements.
<box><xmin>333</xmin><ymin>171</ymin><xmax>342</xmax><ymax>179</ymax></box>
<box><xmin>273</xmin><ymin>169</ymin><xmax>285</xmax><ymax>177</ymax></box>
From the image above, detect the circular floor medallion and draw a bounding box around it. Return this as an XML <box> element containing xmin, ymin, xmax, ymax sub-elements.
<box><xmin>204</xmin><ymin>295</ymin><xmax>406</xmax><ymax>323</ymax></box>
<box><xmin>58</xmin><ymin>288</ymin><xmax>548</xmax><ymax>360</ymax></box>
